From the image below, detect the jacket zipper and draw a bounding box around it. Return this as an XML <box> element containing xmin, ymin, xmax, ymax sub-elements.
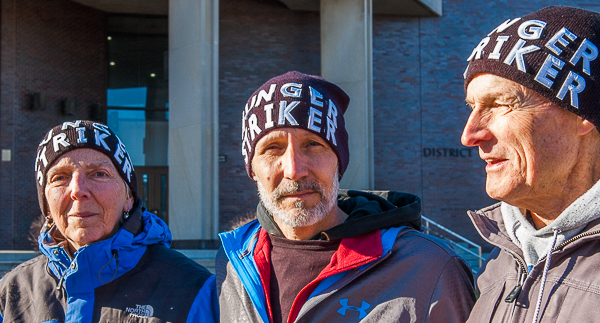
<box><xmin>528</xmin><ymin>229</ymin><xmax>600</xmax><ymax>268</ymax></box>
<box><xmin>473</xmin><ymin>218</ymin><xmax>528</xmax><ymax>304</ymax></box>
<box><xmin>294</xmin><ymin>250</ymin><xmax>392</xmax><ymax>322</ymax></box>
<box><xmin>554</xmin><ymin>229</ymin><xmax>600</xmax><ymax>250</ymax></box>
<box><xmin>480</xmin><ymin>218</ymin><xmax>600</xmax><ymax>319</ymax></box>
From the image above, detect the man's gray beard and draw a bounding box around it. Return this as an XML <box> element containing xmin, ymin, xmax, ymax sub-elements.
<box><xmin>257</xmin><ymin>170</ymin><xmax>339</xmax><ymax>228</ymax></box>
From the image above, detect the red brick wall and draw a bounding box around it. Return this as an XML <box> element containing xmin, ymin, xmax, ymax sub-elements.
<box><xmin>5</xmin><ymin>0</ymin><xmax>600</xmax><ymax>250</ymax></box>
<box><xmin>218</xmin><ymin>0</ymin><xmax>321</xmax><ymax>231</ymax></box>
<box><xmin>217</xmin><ymin>0</ymin><xmax>600</xmax><ymax>250</ymax></box>
<box><xmin>0</xmin><ymin>0</ymin><xmax>106</xmax><ymax>249</ymax></box>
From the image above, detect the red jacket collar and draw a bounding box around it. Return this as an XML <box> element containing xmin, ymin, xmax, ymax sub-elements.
<box><xmin>253</xmin><ymin>227</ymin><xmax>383</xmax><ymax>323</ymax></box>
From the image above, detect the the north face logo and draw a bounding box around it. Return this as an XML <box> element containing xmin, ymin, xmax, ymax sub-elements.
<box><xmin>125</xmin><ymin>304</ymin><xmax>154</xmax><ymax>318</ymax></box>
<box><xmin>337</xmin><ymin>298</ymin><xmax>370</xmax><ymax>319</ymax></box>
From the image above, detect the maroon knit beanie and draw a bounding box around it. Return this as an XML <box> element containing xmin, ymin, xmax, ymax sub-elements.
<box><xmin>465</xmin><ymin>6</ymin><xmax>600</xmax><ymax>126</ymax></box>
<box><xmin>241</xmin><ymin>71</ymin><xmax>350</xmax><ymax>178</ymax></box>
<box><xmin>35</xmin><ymin>120</ymin><xmax>137</xmax><ymax>216</ymax></box>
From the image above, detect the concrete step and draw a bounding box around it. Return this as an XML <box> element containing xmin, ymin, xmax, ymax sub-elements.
<box><xmin>0</xmin><ymin>250</ymin><xmax>39</xmax><ymax>262</ymax></box>
<box><xmin>176</xmin><ymin>249</ymin><xmax>218</xmax><ymax>273</ymax></box>
<box><xmin>0</xmin><ymin>251</ymin><xmax>40</xmax><ymax>277</ymax></box>
<box><xmin>0</xmin><ymin>250</ymin><xmax>40</xmax><ymax>277</ymax></box>
<box><xmin>450</xmin><ymin>242</ymin><xmax>485</xmax><ymax>274</ymax></box>
<box><xmin>1</xmin><ymin>249</ymin><xmax>218</xmax><ymax>277</ymax></box>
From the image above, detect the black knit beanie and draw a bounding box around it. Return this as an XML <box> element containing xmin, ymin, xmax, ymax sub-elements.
<box><xmin>241</xmin><ymin>71</ymin><xmax>350</xmax><ymax>178</ymax></box>
<box><xmin>35</xmin><ymin>120</ymin><xmax>137</xmax><ymax>216</ymax></box>
<box><xmin>465</xmin><ymin>6</ymin><xmax>600</xmax><ymax>126</ymax></box>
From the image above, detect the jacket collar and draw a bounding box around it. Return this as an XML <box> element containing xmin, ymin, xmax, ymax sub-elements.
<box><xmin>38</xmin><ymin>199</ymin><xmax>171</xmax><ymax>285</ymax></box>
<box><xmin>469</xmin><ymin>202</ymin><xmax>600</xmax><ymax>256</ymax></box>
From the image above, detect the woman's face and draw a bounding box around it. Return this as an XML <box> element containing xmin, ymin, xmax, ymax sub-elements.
<box><xmin>45</xmin><ymin>148</ymin><xmax>134</xmax><ymax>250</ymax></box>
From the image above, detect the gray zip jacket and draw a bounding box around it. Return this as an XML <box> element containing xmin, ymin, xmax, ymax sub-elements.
<box><xmin>467</xmin><ymin>203</ymin><xmax>600</xmax><ymax>322</ymax></box>
<box><xmin>217</xmin><ymin>190</ymin><xmax>476</xmax><ymax>323</ymax></box>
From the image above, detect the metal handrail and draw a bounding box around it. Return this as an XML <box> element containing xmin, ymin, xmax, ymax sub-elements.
<box><xmin>421</xmin><ymin>215</ymin><xmax>485</xmax><ymax>269</ymax></box>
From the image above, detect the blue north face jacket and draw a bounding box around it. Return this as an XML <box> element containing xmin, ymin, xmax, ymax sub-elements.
<box><xmin>0</xmin><ymin>200</ymin><xmax>218</xmax><ymax>323</ymax></box>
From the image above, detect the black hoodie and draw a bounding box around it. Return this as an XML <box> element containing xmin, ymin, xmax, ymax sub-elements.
<box><xmin>257</xmin><ymin>189</ymin><xmax>422</xmax><ymax>240</ymax></box>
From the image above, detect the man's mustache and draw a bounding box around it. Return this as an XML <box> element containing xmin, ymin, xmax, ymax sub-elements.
<box><xmin>273</xmin><ymin>180</ymin><xmax>324</xmax><ymax>201</ymax></box>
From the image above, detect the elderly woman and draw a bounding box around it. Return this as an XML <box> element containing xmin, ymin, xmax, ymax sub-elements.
<box><xmin>0</xmin><ymin>120</ymin><xmax>217</xmax><ymax>322</ymax></box>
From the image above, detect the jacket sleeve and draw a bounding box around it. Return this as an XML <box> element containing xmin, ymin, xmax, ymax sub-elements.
<box><xmin>186</xmin><ymin>274</ymin><xmax>219</xmax><ymax>323</ymax></box>
<box><xmin>427</xmin><ymin>255</ymin><xmax>476</xmax><ymax>322</ymax></box>
<box><xmin>0</xmin><ymin>277</ymin><xmax>3</xmax><ymax>323</ymax></box>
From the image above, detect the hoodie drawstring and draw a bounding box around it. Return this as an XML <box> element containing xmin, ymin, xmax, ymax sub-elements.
<box><xmin>531</xmin><ymin>227</ymin><xmax>560</xmax><ymax>323</ymax></box>
<box><xmin>98</xmin><ymin>250</ymin><xmax>120</xmax><ymax>284</ymax></box>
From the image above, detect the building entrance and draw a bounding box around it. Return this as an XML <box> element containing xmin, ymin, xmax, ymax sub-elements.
<box><xmin>105</xmin><ymin>15</ymin><xmax>169</xmax><ymax>223</ymax></box>
<box><xmin>136</xmin><ymin>166</ymin><xmax>169</xmax><ymax>224</ymax></box>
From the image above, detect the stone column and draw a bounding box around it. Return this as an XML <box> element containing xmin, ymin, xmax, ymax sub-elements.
<box><xmin>321</xmin><ymin>0</ymin><xmax>374</xmax><ymax>190</ymax></box>
<box><xmin>168</xmin><ymin>0</ymin><xmax>219</xmax><ymax>240</ymax></box>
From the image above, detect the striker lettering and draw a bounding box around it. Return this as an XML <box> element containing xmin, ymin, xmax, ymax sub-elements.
<box><xmin>278</xmin><ymin>101</ymin><xmax>299</xmax><ymax>126</ymax></box>
<box><xmin>570</xmin><ymin>38</ymin><xmax>598</xmax><ymax>75</ymax></box>
<box><xmin>114</xmin><ymin>139</ymin><xmax>126</xmax><ymax>164</ymax></box>
<box><xmin>248</xmin><ymin>114</ymin><xmax>262</xmax><ymax>140</ymax></box>
<box><xmin>467</xmin><ymin>37</ymin><xmax>490</xmax><ymax>61</ymax></box>
<box><xmin>76</xmin><ymin>127</ymin><xmax>87</xmax><ymax>144</ymax></box>
<box><xmin>557</xmin><ymin>71</ymin><xmax>586</xmax><ymax>109</ymax></box>
<box><xmin>52</xmin><ymin>133</ymin><xmax>69</xmax><ymax>152</ymax></box>
<box><xmin>489</xmin><ymin>36</ymin><xmax>510</xmax><ymax>60</ymax></box>
<box><xmin>503</xmin><ymin>39</ymin><xmax>540</xmax><ymax>72</ymax></box>
<box><xmin>94</xmin><ymin>129</ymin><xmax>111</xmax><ymax>151</ymax></box>
<box><xmin>308</xmin><ymin>107</ymin><xmax>322</xmax><ymax>132</ymax></box>
<box><xmin>264</xmin><ymin>104</ymin><xmax>275</xmax><ymax>129</ymax></box>
<box><xmin>122</xmin><ymin>157</ymin><xmax>133</xmax><ymax>182</ymax></box>
<box><xmin>534</xmin><ymin>54</ymin><xmax>565</xmax><ymax>88</ymax></box>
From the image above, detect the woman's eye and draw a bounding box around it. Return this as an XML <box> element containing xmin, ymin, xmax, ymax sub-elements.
<box><xmin>94</xmin><ymin>171</ymin><xmax>109</xmax><ymax>178</ymax></box>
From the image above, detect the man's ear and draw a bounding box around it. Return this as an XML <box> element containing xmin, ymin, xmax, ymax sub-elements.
<box><xmin>578</xmin><ymin>118</ymin><xmax>596</xmax><ymax>136</ymax></box>
<box><xmin>250</xmin><ymin>165</ymin><xmax>258</xmax><ymax>182</ymax></box>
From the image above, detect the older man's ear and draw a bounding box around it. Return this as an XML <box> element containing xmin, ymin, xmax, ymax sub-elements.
<box><xmin>578</xmin><ymin>118</ymin><xmax>596</xmax><ymax>136</ymax></box>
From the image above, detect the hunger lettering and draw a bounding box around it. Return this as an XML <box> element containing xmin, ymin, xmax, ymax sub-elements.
<box><xmin>241</xmin><ymin>83</ymin><xmax>339</xmax><ymax>163</ymax></box>
<box><xmin>466</xmin><ymin>18</ymin><xmax>598</xmax><ymax>109</ymax></box>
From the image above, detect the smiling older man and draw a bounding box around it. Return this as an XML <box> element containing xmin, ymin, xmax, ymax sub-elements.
<box><xmin>216</xmin><ymin>71</ymin><xmax>475</xmax><ymax>323</ymax></box>
<box><xmin>462</xmin><ymin>6</ymin><xmax>600</xmax><ymax>323</ymax></box>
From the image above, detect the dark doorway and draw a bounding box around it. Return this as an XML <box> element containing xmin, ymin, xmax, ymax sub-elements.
<box><xmin>136</xmin><ymin>166</ymin><xmax>169</xmax><ymax>224</ymax></box>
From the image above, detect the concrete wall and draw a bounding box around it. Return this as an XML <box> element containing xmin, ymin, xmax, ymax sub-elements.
<box><xmin>169</xmin><ymin>0</ymin><xmax>219</xmax><ymax>241</ymax></box>
<box><xmin>0</xmin><ymin>0</ymin><xmax>106</xmax><ymax>249</ymax></box>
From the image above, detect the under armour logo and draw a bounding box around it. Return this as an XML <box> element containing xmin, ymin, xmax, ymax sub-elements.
<box><xmin>337</xmin><ymin>298</ymin><xmax>370</xmax><ymax>319</ymax></box>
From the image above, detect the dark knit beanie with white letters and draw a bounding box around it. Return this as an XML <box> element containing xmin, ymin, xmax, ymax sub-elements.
<box><xmin>241</xmin><ymin>71</ymin><xmax>350</xmax><ymax>178</ymax></box>
<box><xmin>35</xmin><ymin>120</ymin><xmax>137</xmax><ymax>216</ymax></box>
<box><xmin>464</xmin><ymin>6</ymin><xmax>600</xmax><ymax>126</ymax></box>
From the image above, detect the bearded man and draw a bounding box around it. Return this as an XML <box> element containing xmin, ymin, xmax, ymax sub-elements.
<box><xmin>216</xmin><ymin>71</ymin><xmax>475</xmax><ymax>323</ymax></box>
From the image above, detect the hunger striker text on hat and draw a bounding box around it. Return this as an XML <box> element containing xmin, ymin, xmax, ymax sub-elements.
<box><xmin>242</xmin><ymin>84</ymin><xmax>340</xmax><ymax>160</ymax></box>
<box><xmin>465</xmin><ymin>7</ymin><xmax>600</xmax><ymax>126</ymax></box>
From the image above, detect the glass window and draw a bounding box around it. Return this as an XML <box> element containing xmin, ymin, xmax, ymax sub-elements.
<box><xmin>106</xmin><ymin>16</ymin><xmax>168</xmax><ymax>167</ymax></box>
